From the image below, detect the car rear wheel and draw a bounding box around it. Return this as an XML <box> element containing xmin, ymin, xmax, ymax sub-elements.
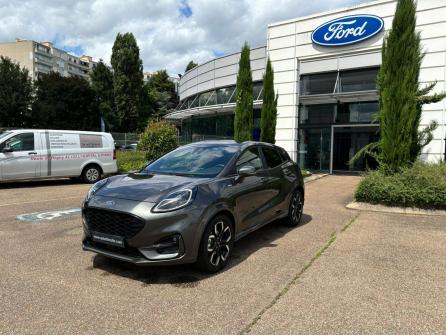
<box><xmin>286</xmin><ymin>189</ymin><xmax>303</xmax><ymax>226</ymax></box>
<box><xmin>82</xmin><ymin>165</ymin><xmax>101</xmax><ymax>184</ymax></box>
<box><xmin>197</xmin><ymin>215</ymin><xmax>234</xmax><ymax>273</ymax></box>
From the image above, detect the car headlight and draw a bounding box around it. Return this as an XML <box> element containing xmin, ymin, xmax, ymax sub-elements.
<box><xmin>152</xmin><ymin>188</ymin><xmax>195</xmax><ymax>213</ymax></box>
<box><xmin>85</xmin><ymin>178</ymin><xmax>108</xmax><ymax>202</ymax></box>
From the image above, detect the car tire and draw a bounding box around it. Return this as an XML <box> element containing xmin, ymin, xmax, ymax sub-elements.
<box><xmin>286</xmin><ymin>189</ymin><xmax>304</xmax><ymax>227</ymax></box>
<box><xmin>82</xmin><ymin>165</ymin><xmax>101</xmax><ymax>184</ymax></box>
<box><xmin>197</xmin><ymin>215</ymin><xmax>234</xmax><ymax>273</ymax></box>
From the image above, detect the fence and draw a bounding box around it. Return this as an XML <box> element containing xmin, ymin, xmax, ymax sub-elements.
<box><xmin>111</xmin><ymin>132</ymin><xmax>140</xmax><ymax>147</ymax></box>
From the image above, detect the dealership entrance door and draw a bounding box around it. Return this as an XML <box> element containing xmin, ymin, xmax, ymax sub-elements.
<box><xmin>330</xmin><ymin>125</ymin><xmax>379</xmax><ymax>173</ymax></box>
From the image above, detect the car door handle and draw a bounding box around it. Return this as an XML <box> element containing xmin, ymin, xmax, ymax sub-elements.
<box><xmin>260</xmin><ymin>177</ymin><xmax>268</xmax><ymax>182</ymax></box>
<box><xmin>28</xmin><ymin>152</ymin><xmax>37</xmax><ymax>155</ymax></box>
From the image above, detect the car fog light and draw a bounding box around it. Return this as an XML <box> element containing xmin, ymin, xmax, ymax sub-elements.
<box><xmin>138</xmin><ymin>234</ymin><xmax>184</xmax><ymax>261</ymax></box>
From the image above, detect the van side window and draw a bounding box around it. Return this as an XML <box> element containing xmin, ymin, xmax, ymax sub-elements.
<box><xmin>262</xmin><ymin>147</ymin><xmax>283</xmax><ymax>169</ymax></box>
<box><xmin>80</xmin><ymin>135</ymin><xmax>103</xmax><ymax>148</ymax></box>
<box><xmin>1</xmin><ymin>133</ymin><xmax>34</xmax><ymax>152</ymax></box>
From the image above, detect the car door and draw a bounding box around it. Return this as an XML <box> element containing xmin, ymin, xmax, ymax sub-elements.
<box><xmin>259</xmin><ymin>146</ymin><xmax>290</xmax><ymax>221</ymax></box>
<box><xmin>0</xmin><ymin>132</ymin><xmax>41</xmax><ymax>180</ymax></box>
<box><xmin>231</xmin><ymin>146</ymin><xmax>276</xmax><ymax>234</ymax></box>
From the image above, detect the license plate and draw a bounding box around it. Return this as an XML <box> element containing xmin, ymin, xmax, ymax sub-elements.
<box><xmin>91</xmin><ymin>232</ymin><xmax>125</xmax><ymax>248</ymax></box>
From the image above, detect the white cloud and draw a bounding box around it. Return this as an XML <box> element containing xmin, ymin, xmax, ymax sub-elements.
<box><xmin>0</xmin><ymin>0</ymin><xmax>369</xmax><ymax>75</ymax></box>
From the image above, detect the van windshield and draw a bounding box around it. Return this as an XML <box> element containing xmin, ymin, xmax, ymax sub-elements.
<box><xmin>0</xmin><ymin>131</ymin><xmax>12</xmax><ymax>142</ymax></box>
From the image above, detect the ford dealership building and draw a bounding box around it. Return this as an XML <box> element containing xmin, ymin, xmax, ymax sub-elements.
<box><xmin>166</xmin><ymin>0</ymin><xmax>446</xmax><ymax>173</ymax></box>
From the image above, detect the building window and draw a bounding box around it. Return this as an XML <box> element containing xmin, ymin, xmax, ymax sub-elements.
<box><xmin>299</xmin><ymin>104</ymin><xmax>336</xmax><ymax>125</ymax></box>
<box><xmin>300</xmin><ymin>67</ymin><xmax>379</xmax><ymax>96</ymax></box>
<box><xmin>217</xmin><ymin>87</ymin><xmax>235</xmax><ymax>104</ymax></box>
<box><xmin>336</xmin><ymin>102</ymin><xmax>378</xmax><ymax>123</ymax></box>
<box><xmin>300</xmin><ymin>72</ymin><xmax>337</xmax><ymax>95</ymax></box>
<box><xmin>339</xmin><ymin>68</ymin><xmax>378</xmax><ymax>92</ymax></box>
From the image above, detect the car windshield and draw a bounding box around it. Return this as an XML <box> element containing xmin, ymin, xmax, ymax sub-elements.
<box><xmin>145</xmin><ymin>144</ymin><xmax>239</xmax><ymax>177</ymax></box>
<box><xmin>0</xmin><ymin>131</ymin><xmax>12</xmax><ymax>141</ymax></box>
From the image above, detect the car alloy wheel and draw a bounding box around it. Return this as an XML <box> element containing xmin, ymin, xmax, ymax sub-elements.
<box><xmin>288</xmin><ymin>190</ymin><xmax>303</xmax><ymax>226</ymax></box>
<box><xmin>197</xmin><ymin>215</ymin><xmax>234</xmax><ymax>272</ymax></box>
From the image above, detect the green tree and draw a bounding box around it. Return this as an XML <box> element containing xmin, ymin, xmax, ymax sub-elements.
<box><xmin>111</xmin><ymin>32</ymin><xmax>144</xmax><ymax>132</ymax></box>
<box><xmin>185</xmin><ymin>60</ymin><xmax>198</xmax><ymax>72</ymax></box>
<box><xmin>90</xmin><ymin>59</ymin><xmax>117</xmax><ymax>130</ymax></box>
<box><xmin>353</xmin><ymin>0</ymin><xmax>446</xmax><ymax>172</ymax></box>
<box><xmin>0</xmin><ymin>56</ymin><xmax>33</xmax><ymax>128</ymax></box>
<box><xmin>147</xmin><ymin>70</ymin><xmax>178</xmax><ymax>118</ymax></box>
<box><xmin>32</xmin><ymin>72</ymin><xmax>99</xmax><ymax>130</ymax></box>
<box><xmin>234</xmin><ymin>42</ymin><xmax>253</xmax><ymax>142</ymax></box>
<box><xmin>260</xmin><ymin>58</ymin><xmax>277</xmax><ymax>144</ymax></box>
<box><xmin>138</xmin><ymin>121</ymin><xmax>178</xmax><ymax>161</ymax></box>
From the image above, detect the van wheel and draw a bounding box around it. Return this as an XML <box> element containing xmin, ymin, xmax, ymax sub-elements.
<box><xmin>82</xmin><ymin>165</ymin><xmax>101</xmax><ymax>184</ymax></box>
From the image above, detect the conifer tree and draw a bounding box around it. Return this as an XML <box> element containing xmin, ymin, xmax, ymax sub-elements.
<box><xmin>353</xmin><ymin>0</ymin><xmax>445</xmax><ymax>172</ymax></box>
<box><xmin>260</xmin><ymin>58</ymin><xmax>277</xmax><ymax>143</ymax></box>
<box><xmin>234</xmin><ymin>43</ymin><xmax>253</xmax><ymax>142</ymax></box>
<box><xmin>111</xmin><ymin>33</ymin><xmax>144</xmax><ymax>132</ymax></box>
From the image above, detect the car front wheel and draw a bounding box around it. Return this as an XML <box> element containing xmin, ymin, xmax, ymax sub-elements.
<box><xmin>197</xmin><ymin>215</ymin><xmax>234</xmax><ymax>273</ymax></box>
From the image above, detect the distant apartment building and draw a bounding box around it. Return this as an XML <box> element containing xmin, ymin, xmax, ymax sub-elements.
<box><xmin>143</xmin><ymin>71</ymin><xmax>179</xmax><ymax>92</ymax></box>
<box><xmin>0</xmin><ymin>39</ymin><xmax>96</xmax><ymax>80</ymax></box>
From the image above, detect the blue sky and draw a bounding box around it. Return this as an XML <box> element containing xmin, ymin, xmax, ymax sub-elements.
<box><xmin>0</xmin><ymin>0</ymin><xmax>370</xmax><ymax>74</ymax></box>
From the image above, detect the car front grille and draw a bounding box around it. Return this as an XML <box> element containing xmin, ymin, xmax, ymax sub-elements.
<box><xmin>84</xmin><ymin>208</ymin><xmax>145</xmax><ymax>239</ymax></box>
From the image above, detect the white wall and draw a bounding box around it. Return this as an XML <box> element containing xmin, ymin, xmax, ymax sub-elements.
<box><xmin>268</xmin><ymin>0</ymin><xmax>446</xmax><ymax>163</ymax></box>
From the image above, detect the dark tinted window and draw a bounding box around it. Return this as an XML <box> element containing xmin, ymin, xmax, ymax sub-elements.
<box><xmin>1</xmin><ymin>133</ymin><xmax>34</xmax><ymax>152</ymax></box>
<box><xmin>146</xmin><ymin>144</ymin><xmax>238</xmax><ymax>177</ymax></box>
<box><xmin>299</xmin><ymin>104</ymin><xmax>336</xmax><ymax>125</ymax></box>
<box><xmin>339</xmin><ymin>68</ymin><xmax>378</xmax><ymax>92</ymax></box>
<box><xmin>300</xmin><ymin>72</ymin><xmax>337</xmax><ymax>95</ymax></box>
<box><xmin>262</xmin><ymin>147</ymin><xmax>283</xmax><ymax>168</ymax></box>
<box><xmin>236</xmin><ymin>147</ymin><xmax>263</xmax><ymax>171</ymax></box>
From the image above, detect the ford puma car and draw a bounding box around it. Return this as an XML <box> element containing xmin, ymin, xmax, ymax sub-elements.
<box><xmin>82</xmin><ymin>141</ymin><xmax>304</xmax><ymax>272</ymax></box>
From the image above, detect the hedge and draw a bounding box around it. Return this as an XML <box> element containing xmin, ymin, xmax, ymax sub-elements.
<box><xmin>355</xmin><ymin>163</ymin><xmax>446</xmax><ymax>209</ymax></box>
<box><xmin>116</xmin><ymin>151</ymin><xmax>147</xmax><ymax>173</ymax></box>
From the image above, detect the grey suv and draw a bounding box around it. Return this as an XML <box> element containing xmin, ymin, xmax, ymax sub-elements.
<box><xmin>82</xmin><ymin>141</ymin><xmax>304</xmax><ymax>272</ymax></box>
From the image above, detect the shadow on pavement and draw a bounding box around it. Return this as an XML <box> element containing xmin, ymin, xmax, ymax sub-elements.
<box><xmin>90</xmin><ymin>213</ymin><xmax>312</xmax><ymax>286</ymax></box>
<box><xmin>0</xmin><ymin>178</ymin><xmax>82</xmax><ymax>189</ymax></box>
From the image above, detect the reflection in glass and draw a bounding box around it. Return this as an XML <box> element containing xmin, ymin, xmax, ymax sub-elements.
<box><xmin>339</xmin><ymin>68</ymin><xmax>378</xmax><ymax>92</ymax></box>
<box><xmin>299</xmin><ymin>104</ymin><xmax>336</xmax><ymax>125</ymax></box>
<box><xmin>336</xmin><ymin>102</ymin><xmax>378</xmax><ymax>123</ymax></box>
<box><xmin>300</xmin><ymin>72</ymin><xmax>337</xmax><ymax>95</ymax></box>
<box><xmin>298</xmin><ymin>128</ymin><xmax>331</xmax><ymax>171</ymax></box>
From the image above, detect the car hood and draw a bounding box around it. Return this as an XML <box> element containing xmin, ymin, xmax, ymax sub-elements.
<box><xmin>95</xmin><ymin>173</ymin><xmax>206</xmax><ymax>203</ymax></box>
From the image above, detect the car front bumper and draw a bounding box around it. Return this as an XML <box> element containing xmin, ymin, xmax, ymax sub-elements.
<box><xmin>82</xmin><ymin>195</ymin><xmax>205</xmax><ymax>266</ymax></box>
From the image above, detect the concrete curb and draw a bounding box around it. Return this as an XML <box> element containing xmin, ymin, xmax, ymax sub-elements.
<box><xmin>346</xmin><ymin>201</ymin><xmax>446</xmax><ymax>217</ymax></box>
<box><xmin>304</xmin><ymin>173</ymin><xmax>329</xmax><ymax>184</ymax></box>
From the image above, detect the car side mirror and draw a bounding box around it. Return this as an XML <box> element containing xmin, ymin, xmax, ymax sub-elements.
<box><xmin>2</xmin><ymin>147</ymin><xmax>12</xmax><ymax>153</ymax></box>
<box><xmin>238</xmin><ymin>165</ymin><xmax>256</xmax><ymax>176</ymax></box>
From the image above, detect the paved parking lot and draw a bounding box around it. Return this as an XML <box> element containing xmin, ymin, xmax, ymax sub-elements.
<box><xmin>0</xmin><ymin>176</ymin><xmax>445</xmax><ymax>334</ymax></box>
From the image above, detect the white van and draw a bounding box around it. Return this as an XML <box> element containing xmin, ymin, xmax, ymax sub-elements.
<box><xmin>0</xmin><ymin>129</ymin><xmax>118</xmax><ymax>183</ymax></box>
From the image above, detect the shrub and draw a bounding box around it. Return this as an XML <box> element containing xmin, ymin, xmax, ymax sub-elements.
<box><xmin>116</xmin><ymin>151</ymin><xmax>147</xmax><ymax>173</ymax></box>
<box><xmin>138</xmin><ymin>121</ymin><xmax>177</xmax><ymax>161</ymax></box>
<box><xmin>355</xmin><ymin>163</ymin><xmax>446</xmax><ymax>209</ymax></box>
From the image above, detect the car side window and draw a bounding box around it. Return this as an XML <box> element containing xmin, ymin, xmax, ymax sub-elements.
<box><xmin>236</xmin><ymin>147</ymin><xmax>263</xmax><ymax>171</ymax></box>
<box><xmin>262</xmin><ymin>147</ymin><xmax>283</xmax><ymax>169</ymax></box>
<box><xmin>2</xmin><ymin>133</ymin><xmax>34</xmax><ymax>152</ymax></box>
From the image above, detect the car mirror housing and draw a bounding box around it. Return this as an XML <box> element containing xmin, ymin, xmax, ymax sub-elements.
<box><xmin>238</xmin><ymin>165</ymin><xmax>256</xmax><ymax>176</ymax></box>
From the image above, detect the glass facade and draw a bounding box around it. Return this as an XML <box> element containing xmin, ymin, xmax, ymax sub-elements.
<box><xmin>178</xmin><ymin>109</ymin><xmax>262</xmax><ymax>144</ymax></box>
<box><xmin>298</xmin><ymin>67</ymin><xmax>380</xmax><ymax>172</ymax></box>
<box><xmin>300</xmin><ymin>67</ymin><xmax>378</xmax><ymax>96</ymax></box>
<box><xmin>177</xmin><ymin>81</ymin><xmax>263</xmax><ymax>111</ymax></box>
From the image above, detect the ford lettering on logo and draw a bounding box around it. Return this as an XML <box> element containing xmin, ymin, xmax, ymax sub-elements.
<box><xmin>311</xmin><ymin>14</ymin><xmax>384</xmax><ymax>46</ymax></box>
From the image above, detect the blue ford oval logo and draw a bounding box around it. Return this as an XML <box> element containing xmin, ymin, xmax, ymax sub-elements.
<box><xmin>311</xmin><ymin>14</ymin><xmax>384</xmax><ymax>47</ymax></box>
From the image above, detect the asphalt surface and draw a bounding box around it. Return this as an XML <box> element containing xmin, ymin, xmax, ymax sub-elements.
<box><xmin>0</xmin><ymin>176</ymin><xmax>445</xmax><ymax>334</ymax></box>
